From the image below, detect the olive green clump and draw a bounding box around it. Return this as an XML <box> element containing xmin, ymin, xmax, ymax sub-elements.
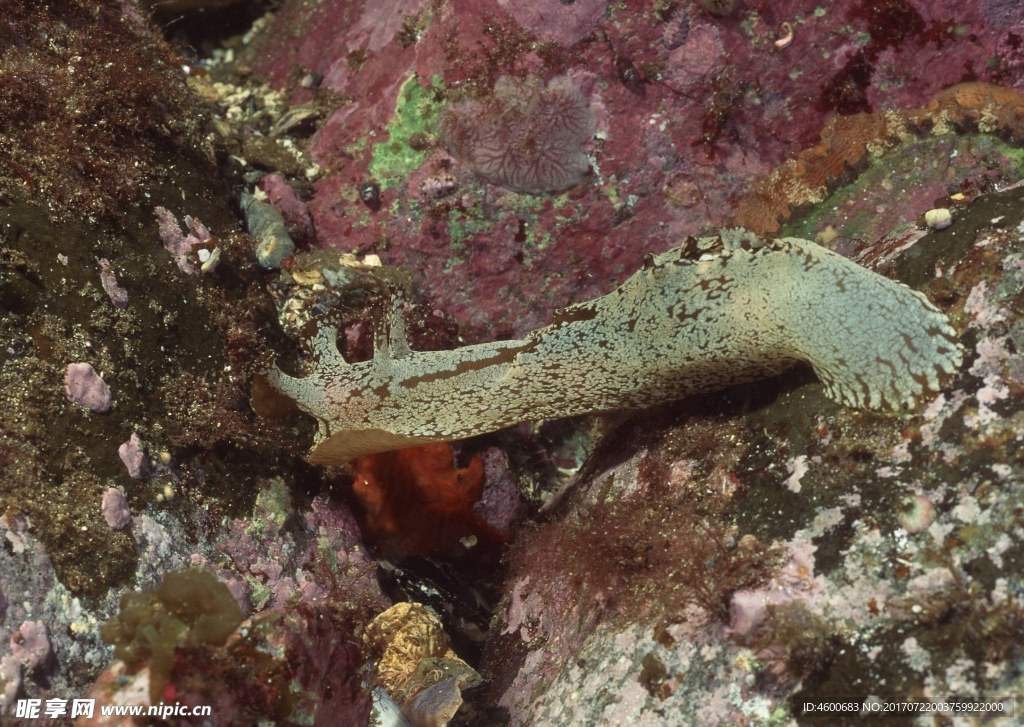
<box><xmin>100</xmin><ymin>569</ymin><xmax>243</xmax><ymax>702</ymax></box>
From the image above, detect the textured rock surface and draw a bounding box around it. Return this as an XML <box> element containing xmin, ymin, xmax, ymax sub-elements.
<box><xmin>240</xmin><ymin>0</ymin><xmax>1024</xmax><ymax>340</ymax></box>
<box><xmin>477</xmin><ymin>182</ymin><xmax>1024</xmax><ymax>727</ymax></box>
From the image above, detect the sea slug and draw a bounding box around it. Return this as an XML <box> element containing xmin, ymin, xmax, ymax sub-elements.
<box><xmin>253</xmin><ymin>233</ymin><xmax>962</xmax><ymax>464</ymax></box>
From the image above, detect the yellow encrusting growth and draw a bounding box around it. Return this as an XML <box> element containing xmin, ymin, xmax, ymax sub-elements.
<box><xmin>256</xmin><ymin>233</ymin><xmax>962</xmax><ymax>464</ymax></box>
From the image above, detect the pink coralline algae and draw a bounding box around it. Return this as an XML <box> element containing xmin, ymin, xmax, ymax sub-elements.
<box><xmin>440</xmin><ymin>75</ymin><xmax>596</xmax><ymax>195</ymax></box>
<box><xmin>118</xmin><ymin>432</ymin><xmax>147</xmax><ymax>479</ymax></box>
<box><xmin>727</xmin><ymin>536</ymin><xmax>824</xmax><ymax>636</ymax></box>
<box><xmin>63</xmin><ymin>362</ymin><xmax>112</xmax><ymax>413</ymax></box>
<box><xmin>97</xmin><ymin>258</ymin><xmax>128</xmax><ymax>309</ymax></box>
<box><xmin>496</xmin><ymin>0</ymin><xmax>608</xmax><ymax>47</ymax></box>
<box><xmin>153</xmin><ymin>206</ymin><xmax>211</xmax><ymax>275</ymax></box>
<box><xmin>0</xmin><ymin>621</ymin><xmax>51</xmax><ymax>711</ymax></box>
<box><xmin>473</xmin><ymin>448</ymin><xmax>528</xmax><ymax>535</ymax></box>
<box><xmin>993</xmin><ymin>24</ymin><xmax>1024</xmax><ymax>90</ymax></box>
<box><xmin>102</xmin><ymin>488</ymin><xmax>132</xmax><ymax>530</ymax></box>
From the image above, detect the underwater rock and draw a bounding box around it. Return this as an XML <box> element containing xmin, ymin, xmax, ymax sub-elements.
<box><xmin>496</xmin><ymin>0</ymin><xmax>608</xmax><ymax>47</ymax></box>
<box><xmin>735</xmin><ymin>83</ymin><xmax>1024</xmax><ymax>235</ymax></box>
<box><xmin>242</xmin><ymin>191</ymin><xmax>296</xmax><ymax>269</ymax></box>
<box><xmin>241</xmin><ymin>0</ymin><xmax>1024</xmax><ymax>341</ymax></box>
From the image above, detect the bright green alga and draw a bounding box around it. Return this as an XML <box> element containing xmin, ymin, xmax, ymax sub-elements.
<box><xmin>368</xmin><ymin>74</ymin><xmax>445</xmax><ymax>190</ymax></box>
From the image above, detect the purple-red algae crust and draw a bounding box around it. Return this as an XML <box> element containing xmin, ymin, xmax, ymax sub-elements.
<box><xmin>241</xmin><ymin>0</ymin><xmax>1024</xmax><ymax>340</ymax></box>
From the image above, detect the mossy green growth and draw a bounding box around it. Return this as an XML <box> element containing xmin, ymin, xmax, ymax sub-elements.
<box><xmin>368</xmin><ymin>74</ymin><xmax>445</xmax><ymax>190</ymax></box>
<box><xmin>100</xmin><ymin>569</ymin><xmax>243</xmax><ymax>703</ymax></box>
<box><xmin>254</xmin><ymin>476</ymin><xmax>292</xmax><ymax>533</ymax></box>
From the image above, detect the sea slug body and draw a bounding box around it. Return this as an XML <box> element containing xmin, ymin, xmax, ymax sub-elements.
<box><xmin>255</xmin><ymin>234</ymin><xmax>962</xmax><ymax>464</ymax></box>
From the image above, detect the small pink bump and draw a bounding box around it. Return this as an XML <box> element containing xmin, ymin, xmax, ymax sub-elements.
<box><xmin>63</xmin><ymin>363</ymin><xmax>112</xmax><ymax>413</ymax></box>
<box><xmin>102</xmin><ymin>487</ymin><xmax>132</xmax><ymax>530</ymax></box>
<box><xmin>897</xmin><ymin>495</ymin><xmax>936</xmax><ymax>534</ymax></box>
<box><xmin>118</xmin><ymin>433</ymin><xmax>147</xmax><ymax>479</ymax></box>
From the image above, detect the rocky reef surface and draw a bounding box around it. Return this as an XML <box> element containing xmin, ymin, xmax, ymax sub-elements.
<box><xmin>0</xmin><ymin>0</ymin><xmax>1023</xmax><ymax>726</ymax></box>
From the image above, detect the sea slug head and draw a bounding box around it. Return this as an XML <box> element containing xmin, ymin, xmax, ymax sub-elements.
<box><xmin>250</xmin><ymin>311</ymin><xmax>443</xmax><ymax>464</ymax></box>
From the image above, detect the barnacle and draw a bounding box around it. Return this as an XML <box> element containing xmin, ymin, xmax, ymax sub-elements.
<box><xmin>254</xmin><ymin>233</ymin><xmax>961</xmax><ymax>464</ymax></box>
<box><xmin>438</xmin><ymin>74</ymin><xmax>596</xmax><ymax>194</ymax></box>
<box><xmin>359</xmin><ymin>181</ymin><xmax>382</xmax><ymax>211</ymax></box>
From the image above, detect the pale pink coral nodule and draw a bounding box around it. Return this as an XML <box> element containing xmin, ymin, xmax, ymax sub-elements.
<box><xmin>64</xmin><ymin>362</ymin><xmax>112</xmax><ymax>413</ymax></box>
<box><xmin>440</xmin><ymin>75</ymin><xmax>596</xmax><ymax>195</ymax></box>
<box><xmin>97</xmin><ymin>258</ymin><xmax>129</xmax><ymax>309</ymax></box>
<box><xmin>118</xmin><ymin>432</ymin><xmax>147</xmax><ymax>479</ymax></box>
<box><xmin>153</xmin><ymin>206</ymin><xmax>204</xmax><ymax>275</ymax></box>
<box><xmin>102</xmin><ymin>487</ymin><xmax>132</xmax><ymax>530</ymax></box>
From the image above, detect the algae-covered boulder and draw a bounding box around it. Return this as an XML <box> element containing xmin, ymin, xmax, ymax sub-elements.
<box><xmin>100</xmin><ymin>568</ymin><xmax>243</xmax><ymax>701</ymax></box>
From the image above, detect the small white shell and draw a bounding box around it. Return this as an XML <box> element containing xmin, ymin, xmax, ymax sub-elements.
<box><xmin>774</xmin><ymin>22</ymin><xmax>794</xmax><ymax>50</ymax></box>
<box><xmin>200</xmin><ymin>247</ymin><xmax>222</xmax><ymax>274</ymax></box>
<box><xmin>924</xmin><ymin>208</ymin><xmax>953</xmax><ymax>230</ymax></box>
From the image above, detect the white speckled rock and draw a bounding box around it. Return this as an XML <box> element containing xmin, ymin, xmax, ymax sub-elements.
<box><xmin>256</xmin><ymin>234</ymin><xmax>962</xmax><ymax>463</ymax></box>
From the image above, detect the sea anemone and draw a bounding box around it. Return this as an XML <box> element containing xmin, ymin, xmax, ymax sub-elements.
<box><xmin>439</xmin><ymin>75</ymin><xmax>596</xmax><ymax>194</ymax></box>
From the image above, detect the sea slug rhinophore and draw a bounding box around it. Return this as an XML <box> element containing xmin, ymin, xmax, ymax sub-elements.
<box><xmin>253</xmin><ymin>233</ymin><xmax>962</xmax><ymax>464</ymax></box>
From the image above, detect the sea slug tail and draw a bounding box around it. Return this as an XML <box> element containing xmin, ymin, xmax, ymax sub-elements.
<box><xmin>777</xmin><ymin>239</ymin><xmax>962</xmax><ymax>410</ymax></box>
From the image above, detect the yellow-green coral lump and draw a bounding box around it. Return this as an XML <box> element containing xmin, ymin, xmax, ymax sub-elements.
<box><xmin>255</xmin><ymin>236</ymin><xmax>961</xmax><ymax>464</ymax></box>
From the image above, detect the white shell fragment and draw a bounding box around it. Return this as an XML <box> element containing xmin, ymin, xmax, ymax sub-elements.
<box><xmin>257</xmin><ymin>234</ymin><xmax>963</xmax><ymax>464</ymax></box>
<box><xmin>200</xmin><ymin>247</ymin><xmax>222</xmax><ymax>274</ymax></box>
<box><xmin>371</xmin><ymin>688</ymin><xmax>414</xmax><ymax>727</ymax></box>
<box><xmin>774</xmin><ymin>22</ymin><xmax>794</xmax><ymax>50</ymax></box>
<box><xmin>924</xmin><ymin>208</ymin><xmax>953</xmax><ymax>230</ymax></box>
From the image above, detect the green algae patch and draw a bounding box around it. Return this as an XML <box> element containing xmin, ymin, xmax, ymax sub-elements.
<box><xmin>369</xmin><ymin>75</ymin><xmax>445</xmax><ymax>190</ymax></box>
<box><xmin>101</xmin><ymin>568</ymin><xmax>243</xmax><ymax>703</ymax></box>
<box><xmin>248</xmin><ymin>476</ymin><xmax>292</xmax><ymax>535</ymax></box>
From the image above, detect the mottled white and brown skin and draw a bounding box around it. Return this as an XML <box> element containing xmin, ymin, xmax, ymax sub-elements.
<box><xmin>258</xmin><ymin>235</ymin><xmax>962</xmax><ymax>464</ymax></box>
